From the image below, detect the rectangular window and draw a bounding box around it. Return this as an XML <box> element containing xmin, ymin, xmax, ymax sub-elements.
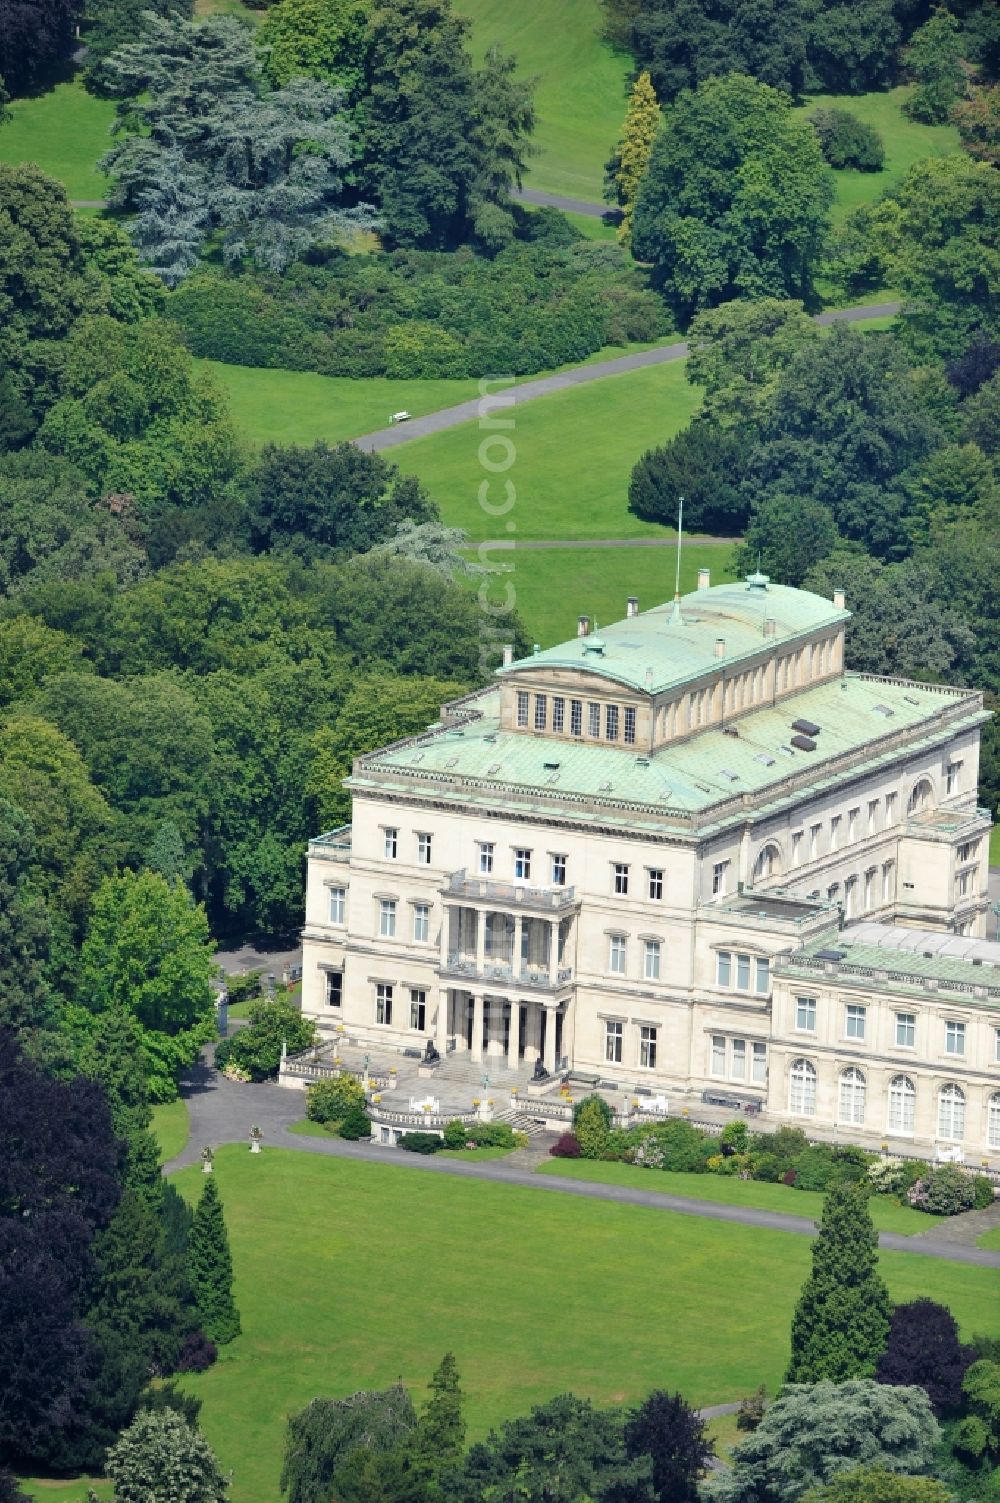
<box><xmin>605</xmin><ymin>704</ymin><xmax>619</xmax><ymax>741</ymax></box>
<box><xmin>416</xmin><ymin>832</ymin><xmax>432</xmax><ymax>865</ymax></box>
<box><xmin>848</xmin><ymin>807</ymin><xmax>858</xmax><ymax>840</ymax></box>
<box><xmin>570</xmin><ymin>699</ymin><xmax>583</xmax><ymax>736</ymax></box>
<box><xmin>945</xmin><ymin>1020</ymin><xmax>966</xmax><ymax>1056</ymax></box>
<box><xmin>810</xmin><ymin>823</ymin><xmax>821</xmax><ymax>859</ymax></box>
<box><xmin>552</xmin><ymin>697</ymin><xmax>565</xmax><ymax>733</ymax></box>
<box><xmin>754</xmin><ymin>958</ymin><xmax>770</xmax><ymax>995</ymax></box>
<box><xmin>648</xmin><ymin>868</ymin><xmax>663</xmax><ymax>901</ymax></box>
<box><xmin>868</xmin><ymin>799</ymin><xmax>879</xmax><ymax>834</ymax></box>
<box><xmin>605</xmin><ymin>1020</ymin><xmax>623</xmax><ymax>1064</ymax></box>
<box><xmin>609</xmin><ymin>935</ymin><xmax>626</xmax><ymax>975</ymax></box>
<box><xmin>478</xmin><ymin>841</ymin><xmax>494</xmax><ymax>875</ymax></box>
<box><xmin>845</xmin><ymin>1004</ymin><xmax>866</xmax><ymax>1040</ymax></box>
<box><xmin>994</xmin><ymin>1027</ymin><xmax>1000</xmax><ymax>1063</ymax></box>
<box><xmin>624</xmin><ymin>706</ymin><xmax>636</xmax><ymax>745</ymax></box>
<box><xmin>639</xmin><ymin>1025</ymin><xmax>657</xmax><ymax>1070</ymax></box>
<box><xmin>864</xmin><ymin>868</ymin><xmax>876</xmax><ymax>911</ymax></box>
<box><xmin>882</xmin><ymin>860</ymin><xmax>895</xmax><ymax>903</ymax></box>
<box><xmin>736</xmin><ymin>953</ymin><xmax>751</xmax><ymax>991</ymax></box>
<box><xmin>588</xmin><ymin>702</ymin><xmax>601</xmax><ymax>737</ymax></box>
<box><xmin>551</xmin><ymin>854</ymin><xmax>567</xmax><ymax>887</ymax></box>
<box><xmin>752</xmin><ymin>1042</ymin><xmax>767</xmax><ymax>1084</ymax></box>
<box><xmin>375</xmin><ymin>983</ymin><xmax>393</xmax><ymax>1025</ymax></box>
<box><xmin>383</xmin><ymin>827</ymin><xmax>398</xmax><ymax>859</ymax></box>
<box><xmin>716</xmin><ymin>950</ymin><xmax>732</xmax><ymax>987</ymax></box>
<box><xmin>325</xmin><ymin>970</ymin><xmax>343</xmax><ymax>1008</ymax></box>
<box><xmin>731</xmin><ymin>1038</ymin><xmax>746</xmax><ymax>1080</ymax></box>
<box><xmin>643</xmin><ymin>939</ymin><xmax>661</xmax><ymax>981</ymax></box>
<box><xmin>830</xmin><ymin>815</ymin><xmax>841</xmax><ymax>851</ymax></box>
<box><xmin>534</xmin><ymin>694</ymin><xmax>547</xmax><ymax>731</ymax></box>
<box><xmin>513</xmin><ymin>848</ymin><xmax>531</xmax><ymax>881</ymax></box>
<box><xmin>409</xmin><ymin>989</ymin><xmax>426</xmax><ymax>1031</ymax></box>
<box><xmin>956</xmin><ymin>869</ymin><xmax>973</xmax><ymax>898</ymax></box>
<box><xmin>845</xmin><ymin>875</ymin><xmax>858</xmax><ymax>918</ymax></box>
<box><xmin>328</xmin><ymin>886</ymin><xmax>346</xmax><ymax>924</ymax></box>
<box><xmin>791</xmin><ymin>832</ymin><xmax>802</xmax><ymax>867</ymax></box>
<box><xmin>412</xmin><ymin>903</ymin><xmax>430</xmax><ymax>943</ymax></box>
<box><xmin>378</xmin><ymin>898</ymin><xmax>397</xmax><ymax>938</ymax></box>
<box><xmin>958</xmin><ymin>840</ymin><xmax>979</xmax><ymax>863</ymax></box>
<box><xmin>885</xmin><ymin>791</ymin><xmax>897</xmax><ymax>823</ymax></box>
<box><xmin>895</xmin><ymin>1012</ymin><xmax>916</xmax><ymax>1048</ymax></box>
<box><xmin>613</xmin><ymin>863</ymin><xmax>629</xmax><ymax>896</ymax></box>
<box><xmin>712</xmin><ymin>861</ymin><xmax>728</xmax><ymax>897</ymax></box>
<box><xmin>516</xmin><ymin>691</ymin><xmax>529</xmax><ymax>728</ymax></box>
<box><xmin>796</xmin><ymin>996</ymin><xmax>817</xmax><ymax>1031</ymax></box>
<box><xmin>711</xmin><ymin>1035</ymin><xmax>726</xmax><ymax>1076</ymax></box>
<box><xmin>947</xmin><ymin>761</ymin><xmax>961</xmax><ymax>795</ymax></box>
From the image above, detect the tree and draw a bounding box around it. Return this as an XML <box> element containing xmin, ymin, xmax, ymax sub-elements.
<box><xmin>952</xmin><ymin>85</ymin><xmax>1000</xmax><ymax>166</ymax></box>
<box><xmin>901</xmin><ymin>441</ymin><xmax>998</xmax><ymax>546</ymax></box>
<box><xmin>624</xmin><ymin>1389</ymin><xmax>713</xmax><ymax>1503</ymax></box>
<box><xmin>0</xmin><ymin>165</ymin><xmax>87</xmax><ymax>371</ymax></box>
<box><xmin>702</xmin><ymin>1381</ymin><xmax>940</xmax><ymax>1503</ymax></box>
<box><xmin>963</xmin><ymin>371</ymin><xmax>1000</xmax><ymax>455</ymax></box>
<box><xmin>461</xmin><ymin>1393</ymin><xmax>646</xmax><ymax>1503</ymax></box>
<box><xmin>685</xmin><ymin>298</ymin><xmax>819</xmax><ymax>428</ymax></box>
<box><xmin>281</xmin><ymin>1387</ymin><xmax>417</xmax><ymax>1503</ymax></box>
<box><xmin>631</xmin><ymin>74</ymin><xmax>834</xmax><ymax>321</ymax></box>
<box><xmin>905</xmin><ymin>7</ymin><xmax>965</xmax><ymax>123</ymax></box>
<box><xmin>809</xmin><ymin>107</ymin><xmax>885</xmax><ymax>170</ymax></box>
<box><xmin>739</xmin><ymin>495</ymin><xmax>840</xmax><ymax>586</ymax></box>
<box><xmin>572</xmin><ymin>1094</ymin><xmax>613</xmax><ymax>1159</ymax></box>
<box><xmin>0</xmin><ymin>0</ymin><xmax>83</xmax><ymax>92</ymax></box>
<box><xmin>83</xmin><ymin>0</ymin><xmax>194</xmax><ymax>93</ymax></box>
<box><xmin>213</xmin><ymin>996</ymin><xmax>315</xmax><ymax>1081</ymax></box>
<box><xmin>187</xmin><ymin>1176</ymin><xmax>240</xmax><ymax>1346</ymax></box>
<box><xmin>465</xmin><ymin>44</ymin><xmax>536</xmax><ymax>253</ymax></box>
<box><xmin>257</xmin><ymin>0</ymin><xmax>369</xmax><ymax>92</ymax></box>
<box><xmin>0</xmin><ymin>800</ymin><xmax>52</xmax><ymax>1036</ymax></box>
<box><xmin>104</xmin><ymin>1410</ymin><xmax>229</xmax><ymax>1503</ymax></box>
<box><xmin>954</xmin><ymin>1358</ymin><xmax>1000</xmax><ymax>1467</ymax></box>
<box><xmin>80</xmin><ymin>1007</ymin><xmax>163</xmax><ymax>1211</ymax></box>
<box><xmin>605</xmin><ymin>70</ymin><xmax>661</xmax><ymax>245</ymax></box>
<box><xmin>247</xmin><ymin>442</ymin><xmax>437</xmax><ymax>558</ymax></box>
<box><xmin>409</xmin><ymin>1353</ymin><xmax>465</xmax><ymax>1487</ymax></box>
<box><xmin>786</xmin><ymin>1182</ymin><xmax>891</xmax><ymax>1382</ymax></box>
<box><xmin>876</xmin><ymin>1298</ymin><xmax>973</xmax><ymax>1415</ymax></box>
<box><xmin>800</xmin><ymin>1469</ymin><xmax>953</xmax><ymax>1502</ymax></box>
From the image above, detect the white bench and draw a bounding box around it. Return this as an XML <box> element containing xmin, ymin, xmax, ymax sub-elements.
<box><xmin>389</xmin><ymin>410</ymin><xmax>412</xmax><ymax>424</ymax></box>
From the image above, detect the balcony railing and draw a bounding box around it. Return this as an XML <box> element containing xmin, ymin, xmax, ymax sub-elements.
<box><xmin>442</xmin><ymin>951</ymin><xmax>574</xmax><ymax>990</ymax></box>
<box><xmin>310</xmin><ymin>824</ymin><xmax>352</xmax><ymax>862</ymax></box>
<box><xmin>443</xmin><ymin>870</ymin><xmax>578</xmax><ymax>912</ymax></box>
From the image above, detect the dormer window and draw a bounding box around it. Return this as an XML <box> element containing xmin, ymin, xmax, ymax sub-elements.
<box><xmin>516</xmin><ymin>691</ymin><xmax>529</xmax><ymax>728</ymax></box>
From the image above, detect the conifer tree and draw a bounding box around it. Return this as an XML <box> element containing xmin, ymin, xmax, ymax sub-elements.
<box><xmin>411</xmin><ymin>1352</ymin><xmax>465</xmax><ymax>1485</ymax></box>
<box><xmin>787</xmin><ymin>1182</ymin><xmax>892</xmax><ymax>1382</ymax></box>
<box><xmin>81</xmin><ymin>1005</ymin><xmax>162</xmax><ymax>1213</ymax></box>
<box><xmin>187</xmin><ymin>1176</ymin><xmax>240</xmax><ymax>1345</ymax></box>
<box><xmin>605</xmin><ymin>70</ymin><xmax>660</xmax><ymax>246</ymax></box>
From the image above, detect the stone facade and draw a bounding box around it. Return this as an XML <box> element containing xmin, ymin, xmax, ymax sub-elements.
<box><xmin>301</xmin><ymin>575</ymin><xmax>997</xmax><ymax>1162</ymax></box>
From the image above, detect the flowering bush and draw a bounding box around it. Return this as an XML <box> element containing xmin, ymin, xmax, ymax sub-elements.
<box><xmin>909</xmin><ymin>1165</ymin><xmax>976</xmax><ymax>1215</ymax></box>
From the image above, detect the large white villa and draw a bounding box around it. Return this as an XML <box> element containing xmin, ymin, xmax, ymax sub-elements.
<box><xmin>300</xmin><ymin>571</ymin><xmax>1000</xmax><ymax>1162</ymax></box>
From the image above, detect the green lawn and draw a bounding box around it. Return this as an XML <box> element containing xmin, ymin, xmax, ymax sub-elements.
<box><xmin>393</xmin><ymin>358</ymin><xmax>702</xmax><ymax>541</ymax></box>
<box><xmin>463</xmin><ymin>541</ymin><xmax>735</xmax><ymax>646</ymax></box>
<box><xmin>158</xmin><ymin>1148</ymin><xmax>998</xmax><ymax>1503</ymax></box>
<box><xmin>793</xmin><ymin>86</ymin><xmax>960</xmax><ymax>225</ymax></box>
<box><xmin>152</xmin><ymin>1097</ymin><xmax>191</xmax><ymax>1164</ymax></box>
<box><xmin>990</xmin><ymin>825</ymin><xmax>1000</xmax><ymax>868</ymax></box>
<box><xmin>977</xmin><ymin>1225</ymin><xmax>1000</xmax><ymax>1252</ymax></box>
<box><xmin>455</xmin><ymin>0</ymin><xmax>629</xmax><ymax>200</ymax></box>
<box><xmin>538</xmin><ymin>1158</ymin><xmax>930</xmax><ymax>1236</ymax></box>
<box><xmin>0</xmin><ymin>80</ymin><xmax>114</xmax><ymax>201</ymax></box>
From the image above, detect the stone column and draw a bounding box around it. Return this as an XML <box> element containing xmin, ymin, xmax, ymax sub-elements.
<box><xmin>513</xmin><ymin>913</ymin><xmax>523</xmax><ymax>977</ymax></box>
<box><xmin>436</xmin><ymin>988</ymin><xmax>450</xmax><ymax>1051</ymax></box>
<box><xmin>472</xmin><ymin>991</ymin><xmax>484</xmax><ymax>1063</ymax></box>
<box><xmin>549</xmin><ymin>920</ymin><xmax>559</xmax><ymax>985</ymax></box>
<box><xmin>507</xmin><ymin>1002</ymin><xmax>520</xmax><ymax>1069</ymax></box>
<box><xmin>524</xmin><ymin>1003</ymin><xmax>540</xmax><ymax>1064</ymax></box>
<box><xmin>476</xmin><ymin>909</ymin><xmax>487</xmax><ymax>971</ymax></box>
<box><xmin>543</xmin><ymin>1005</ymin><xmax>558</xmax><ymax>1073</ymax></box>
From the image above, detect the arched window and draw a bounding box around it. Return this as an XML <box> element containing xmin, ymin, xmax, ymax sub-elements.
<box><xmin>938</xmin><ymin>1083</ymin><xmax>966</xmax><ymax>1141</ymax></box>
<box><xmin>753</xmin><ymin>844</ymin><xmax>782</xmax><ymax>882</ymax></box>
<box><xmin>789</xmin><ymin>1058</ymin><xmax>817</xmax><ymax>1117</ymax></box>
<box><xmin>888</xmin><ymin>1074</ymin><xmax>915</xmax><ymax>1133</ymax></box>
<box><xmin>907</xmin><ymin>778</ymin><xmax>934</xmax><ymax>815</ymax></box>
<box><xmin>839</xmin><ymin>1067</ymin><xmax>866</xmax><ymax>1126</ymax></box>
<box><xmin>989</xmin><ymin>1094</ymin><xmax>1000</xmax><ymax>1151</ymax></box>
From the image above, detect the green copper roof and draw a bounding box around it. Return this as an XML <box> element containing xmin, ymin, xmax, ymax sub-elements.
<box><xmin>782</xmin><ymin>924</ymin><xmax>1000</xmax><ymax>1000</ymax></box>
<box><xmin>349</xmin><ymin>671</ymin><xmax>985</xmax><ymax>834</ymax></box>
<box><xmin>503</xmin><ymin>577</ymin><xmax>848</xmax><ymax>695</ymax></box>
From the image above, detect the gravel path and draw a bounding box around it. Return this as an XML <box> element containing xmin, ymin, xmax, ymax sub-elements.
<box><xmin>355</xmin><ymin>302</ymin><xmax>901</xmax><ymax>454</ymax></box>
<box><xmin>512</xmin><ymin>187</ymin><xmax>619</xmax><ymax>219</ymax></box>
<box><xmin>167</xmin><ymin>1051</ymin><xmax>1000</xmax><ymax>1270</ymax></box>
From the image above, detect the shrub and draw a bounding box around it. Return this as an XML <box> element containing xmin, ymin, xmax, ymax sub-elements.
<box><xmin>214</xmin><ymin>998</ymin><xmax>316</xmax><ymax>1082</ymax></box>
<box><xmin>442</xmin><ymin>1119</ymin><xmax>468</xmax><ymax>1150</ymax></box>
<box><xmin>574</xmin><ymin>1094</ymin><xmax>613</xmax><ymax>1159</ymax></box>
<box><xmin>550</xmin><ymin>1132</ymin><xmax>582</xmax><ymax>1158</ymax></box>
<box><xmin>972</xmin><ymin>1175</ymin><xmax>995</xmax><ymax>1210</ymax></box>
<box><xmin>224</xmin><ymin>970</ymin><xmax>263</xmax><ymax>1005</ymax></box>
<box><xmin>908</xmin><ymin>1165</ymin><xmax>977</xmax><ymax>1216</ymax></box>
<box><xmin>751</xmin><ymin>1152</ymin><xmax>782</xmax><ymax>1183</ymax></box>
<box><xmin>792</xmin><ymin>1146</ymin><xmax>839</xmax><ymax>1192</ymax></box>
<box><xmin>466</xmin><ymin>1121</ymin><xmax>517</xmax><ymax>1149</ymax></box>
<box><xmin>736</xmin><ymin>1384</ymin><xmax>768</xmax><ymax>1432</ymax></box>
<box><xmin>307</xmin><ymin>1074</ymin><xmax>367</xmax><ymax>1126</ymax></box>
<box><xmin>720</xmin><ymin>1120</ymin><xmax>749</xmax><ymax>1155</ymax></box>
<box><xmin>176</xmin><ymin>1331</ymin><xmax>217</xmax><ymax>1373</ymax></box>
<box><xmin>810</xmin><ymin>108</ymin><xmax>886</xmax><ymax>171</ymax></box>
<box><xmin>868</xmin><ymin>1156</ymin><xmax>907</xmax><ymax>1195</ymax></box>
<box><xmin>648</xmin><ymin>1119</ymin><xmax>716</xmax><ymax>1173</ymax></box>
<box><xmin>398</xmin><ymin>1132</ymin><xmax>441</xmax><ymax>1155</ymax></box>
<box><xmin>337</xmin><ymin>1103</ymin><xmax>371</xmax><ymax>1141</ymax></box>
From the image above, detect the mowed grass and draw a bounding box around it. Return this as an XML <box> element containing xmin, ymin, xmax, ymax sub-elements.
<box><xmin>0</xmin><ymin>80</ymin><xmax>114</xmax><ymax>200</ymax></box>
<box><xmin>393</xmin><ymin>358</ymin><xmax>702</xmax><ymax>541</ymax></box>
<box><xmin>978</xmin><ymin>1225</ymin><xmax>1000</xmax><ymax>1252</ymax></box>
<box><xmin>455</xmin><ymin>0</ymin><xmax>630</xmax><ymax>199</ymax></box>
<box><xmin>465</xmin><ymin>542</ymin><xmax>735</xmax><ymax>646</ymax></box>
<box><xmin>538</xmin><ymin>1158</ymin><xmax>930</xmax><ymax>1235</ymax></box>
<box><xmin>794</xmin><ymin>86</ymin><xmax>960</xmax><ymax>224</ymax></box>
<box><xmin>152</xmin><ymin>1097</ymin><xmax>191</xmax><ymax>1164</ymax></box>
<box><xmin>166</xmin><ymin>1148</ymin><xmax>1000</xmax><ymax>1503</ymax></box>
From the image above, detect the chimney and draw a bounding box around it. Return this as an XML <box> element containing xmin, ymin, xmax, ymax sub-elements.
<box><xmin>626</xmin><ymin>596</ymin><xmax>639</xmax><ymax>618</ymax></box>
<box><xmin>833</xmin><ymin>589</ymin><xmax>846</xmax><ymax>610</ymax></box>
<box><xmin>763</xmin><ymin>618</ymin><xmax>777</xmax><ymax>637</ymax></box>
<box><xmin>697</xmin><ymin>568</ymin><xmax>710</xmax><ymax>590</ymax></box>
<box><xmin>577</xmin><ymin>615</ymin><xmax>591</xmax><ymax>637</ymax></box>
<box><xmin>714</xmin><ymin>637</ymin><xmax>726</xmax><ymax>659</ymax></box>
<box><xmin>501</xmin><ymin>643</ymin><xmax>513</xmax><ymax>668</ymax></box>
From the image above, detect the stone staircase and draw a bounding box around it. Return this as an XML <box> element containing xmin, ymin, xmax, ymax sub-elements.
<box><xmin>493</xmin><ymin>1107</ymin><xmax>548</xmax><ymax>1139</ymax></box>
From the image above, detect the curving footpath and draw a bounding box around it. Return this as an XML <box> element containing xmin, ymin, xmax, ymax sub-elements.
<box><xmin>354</xmin><ymin>301</ymin><xmax>901</xmax><ymax>455</ymax></box>
<box><xmin>167</xmin><ymin>1050</ymin><xmax>1000</xmax><ymax>1270</ymax></box>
